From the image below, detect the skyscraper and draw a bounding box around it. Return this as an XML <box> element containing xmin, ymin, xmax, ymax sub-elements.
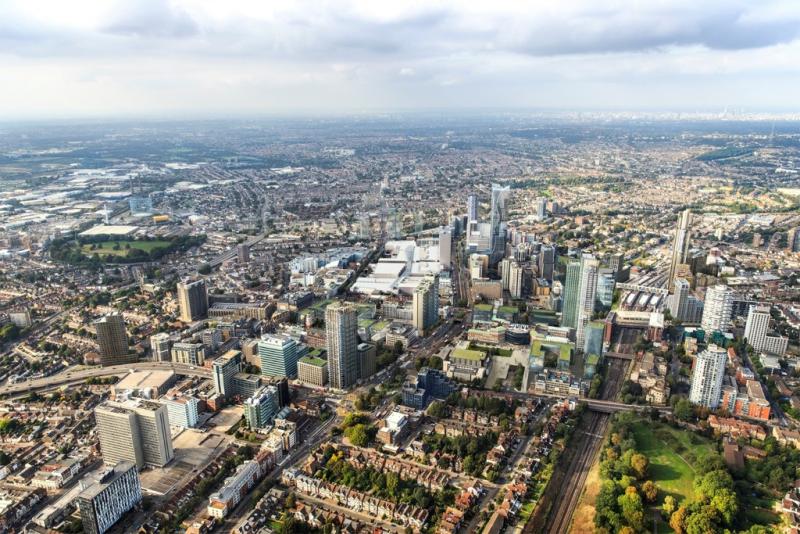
<box><xmin>688</xmin><ymin>345</ymin><xmax>727</xmax><ymax>408</ymax></box>
<box><xmin>258</xmin><ymin>334</ymin><xmax>299</xmax><ymax>378</ymax></box>
<box><xmin>561</xmin><ymin>260</ymin><xmax>582</xmax><ymax>329</ymax></box>
<box><xmin>177</xmin><ymin>279</ymin><xmax>209</xmax><ymax>323</ymax></box>
<box><xmin>509</xmin><ymin>261</ymin><xmax>524</xmax><ymax>299</ymax></box>
<box><xmin>78</xmin><ymin>461</ymin><xmax>142</xmax><ymax>534</ymax></box>
<box><xmin>701</xmin><ymin>284</ymin><xmax>733</xmax><ymax>333</ymax></box>
<box><xmin>467</xmin><ymin>194</ymin><xmax>478</xmax><ymax>222</ymax></box>
<box><xmin>575</xmin><ymin>255</ymin><xmax>600</xmax><ymax>351</ymax></box>
<box><xmin>94</xmin><ymin>314</ymin><xmax>134</xmax><ymax>367</ymax></box>
<box><xmin>536</xmin><ymin>197</ymin><xmax>547</xmax><ymax>220</ymax></box>
<box><xmin>667</xmin><ymin>209</ymin><xmax>692</xmax><ymax>291</ymax></box>
<box><xmin>237</xmin><ymin>243</ymin><xmax>250</xmax><ymax>263</ymax></box>
<box><xmin>357</xmin><ymin>343</ymin><xmax>377</xmax><ymax>380</ymax></box>
<box><xmin>538</xmin><ymin>245</ymin><xmax>555</xmax><ymax>281</ymax></box>
<box><xmin>489</xmin><ymin>184</ymin><xmax>510</xmax><ymax>257</ymax></box>
<box><xmin>95</xmin><ymin>400</ymin><xmax>174</xmax><ymax>469</ymax></box>
<box><xmin>596</xmin><ymin>269</ymin><xmax>615</xmax><ymax>309</ymax></box>
<box><xmin>325</xmin><ymin>301</ymin><xmax>359</xmax><ymax>390</ymax></box>
<box><xmin>413</xmin><ymin>276</ymin><xmax>439</xmax><ymax>336</ymax></box>
<box><xmin>243</xmin><ymin>386</ymin><xmax>279</xmax><ymax>429</ymax></box>
<box><xmin>499</xmin><ymin>258</ymin><xmax>513</xmax><ymax>290</ymax></box>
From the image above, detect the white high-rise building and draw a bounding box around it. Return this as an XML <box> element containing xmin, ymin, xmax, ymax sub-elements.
<box><xmin>688</xmin><ymin>345</ymin><xmax>727</xmax><ymax>408</ymax></box>
<box><xmin>325</xmin><ymin>302</ymin><xmax>359</xmax><ymax>390</ymax></box>
<box><xmin>95</xmin><ymin>400</ymin><xmax>174</xmax><ymax>470</ymax></box>
<box><xmin>161</xmin><ymin>395</ymin><xmax>199</xmax><ymax>429</ymax></box>
<box><xmin>509</xmin><ymin>261</ymin><xmax>524</xmax><ymax>299</ymax></box>
<box><xmin>667</xmin><ymin>209</ymin><xmax>692</xmax><ymax>292</ymax></box>
<box><xmin>701</xmin><ymin>284</ymin><xmax>733</xmax><ymax>333</ymax></box>
<box><xmin>575</xmin><ymin>254</ymin><xmax>599</xmax><ymax>351</ymax></box>
<box><xmin>438</xmin><ymin>226</ymin><xmax>452</xmax><ymax>268</ymax></box>
<box><xmin>467</xmin><ymin>194</ymin><xmax>478</xmax><ymax>222</ymax></box>
<box><xmin>499</xmin><ymin>258</ymin><xmax>513</xmax><ymax>290</ymax></box>
<box><xmin>744</xmin><ymin>304</ymin><xmax>788</xmax><ymax>356</ymax></box>
<box><xmin>744</xmin><ymin>305</ymin><xmax>771</xmax><ymax>352</ymax></box>
<box><xmin>77</xmin><ymin>461</ymin><xmax>142</xmax><ymax>534</ymax></box>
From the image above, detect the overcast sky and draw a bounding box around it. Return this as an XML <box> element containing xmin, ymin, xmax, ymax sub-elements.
<box><xmin>1</xmin><ymin>0</ymin><xmax>799</xmax><ymax>119</ymax></box>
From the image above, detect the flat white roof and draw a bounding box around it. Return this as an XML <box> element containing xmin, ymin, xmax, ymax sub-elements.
<box><xmin>79</xmin><ymin>224</ymin><xmax>139</xmax><ymax>236</ymax></box>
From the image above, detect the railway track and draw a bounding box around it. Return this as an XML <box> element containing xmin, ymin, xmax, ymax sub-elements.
<box><xmin>535</xmin><ymin>357</ymin><xmax>629</xmax><ymax>533</ymax></box>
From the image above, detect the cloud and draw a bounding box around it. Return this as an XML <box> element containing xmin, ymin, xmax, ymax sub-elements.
<box><xmin>0</xmin><ymin>0</ymin><xmax>799</xmax><ymax>117</ymax></box>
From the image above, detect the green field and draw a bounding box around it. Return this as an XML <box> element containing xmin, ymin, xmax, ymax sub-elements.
<box><xmin>81</xmin><ymin>240</ymin><xmax>171</xmax><ymax>257</ymax></box>
<box><xmin>632</xmin><ymin>421</ymin><xmax>715</xmax><ymax>501</ymax></box>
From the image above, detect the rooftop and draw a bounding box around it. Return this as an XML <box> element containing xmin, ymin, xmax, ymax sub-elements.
<box><xmin>299</xmin><ymin>356</ymin><xmax>327</xmax><ymax>367</ymax></box>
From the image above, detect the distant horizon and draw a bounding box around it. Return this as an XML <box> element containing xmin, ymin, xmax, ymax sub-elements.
<box><xmin>2</xmin><ymin>1</ymin><xmax>800</xmax><ymax>119</ymax></box>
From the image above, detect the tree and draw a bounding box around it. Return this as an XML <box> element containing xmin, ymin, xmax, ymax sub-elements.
<box><xmin>630</xmin><ymin>453</ymin><xmax>649</xmax><ymax>479</ymax></box>
<box><xmin>641</xmin><ymin>480</ymin><xmax>658</xmax><ymax>503</ymax></box>
<box><xmin>684</xmin><ymin>506</ymin><xmax>718</xmax><ymax>534</ymax></box>
<box><xmin>670</xmin><ymin>506</ymin><xmax>688</xmax><ymax>534</ymax></box>
<box><xmin>674</xmin><ymin>398</ymin><xmax>693</xmax><ymax>421</ymax></box>
<box><xmin>710</xmin><ymin>488</ymin><xmax>738</xmax><ymax>526</ymax></box>
<box><xmin>662</xmin><ymin>495</ymin><xmax>677</xmax><ymax>518</ymax></box>
<box><xmin>386</xmin><ymin>472</ymin><xmax>400</xmax><ymax>497</ymax></box>
<box><xmin>617</xmin><ymin>486</ymin><xmax>644</xmax><ymax>532</ymax></box>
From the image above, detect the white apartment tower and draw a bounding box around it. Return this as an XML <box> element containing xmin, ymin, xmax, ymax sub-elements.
<box><xmin>575</xmin><ymin>254</ymin><xmax>600</xmax><ymax>351</ymax></box>
<box><xmin>701</xmin><ymin>284</ymin><xmax>734</xmax><ymax>333</ymax></box>
<box><xmin>688</xmin><ymin>345</ymin><xmax>727</xmax><ymax>408</ymax></box>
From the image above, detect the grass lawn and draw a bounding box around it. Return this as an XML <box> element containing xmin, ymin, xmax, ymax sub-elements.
<box><xmin>631</xmin><ymin>421</ymin><xmax>715</xmax><ymax>502</ymax></box>
<box><xmin>81</xmin><ymin>240</ymin><xmax>171</xmax><ymax>257</ymax></box>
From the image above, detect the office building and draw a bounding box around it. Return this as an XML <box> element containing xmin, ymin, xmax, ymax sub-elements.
<box><xmin>297</xmin><ymin>356</ymin><xmax>328</xmax><ymax>387</ymax></box>
<box><xmin>149</xmin><ymin>333</ymin><xmax>171</xmax><ymax>362</ymax></box>
<box><xmin>95</xmin><ymin>400</ymin><xmax>174</xmax><ymax>469</ymax></box>
<box><xmin>177</xmin><ymin>279</ymin><xmax>209</xmax><ymax>323</ymax></box>
<box><xmin>467</xmin><ymin>194</ymin><xmax>478</xmax><ymax>222</ymax></box>
<box><xmin>538</xmin><ymin>245</ymin><xmax>555</xmax><ymax>281</ymax></box>
<box><xmin>325</xmin><ymin>302</ymin><xmax>359</xmax><ymax>390</ymax></box>
<box><xmin>402</xmin><ymin>368</ymin><xmax>457</xmax><ymax>410</ymax></box>
<box><xmin>357</xmin><ymin>342</ymin><xmax>376</xmax><ymax>380</ymax></box>
<box><xmin>258</xmin><ymin>334</ymin><xmax>299</xmax><ymax>378</ymax></box>
<box><xmin>171</xmin><ymin>342</ymin><xmax>206</xmax><ymax>366</ymax></box>
<box><xmin>161</xmin><ymin>395</ymin><xmax>199</xmax><ymax>429</ymax></box>
<box><xmin>689</xmin><ymin>345</ymin><xmax>727</xmax><ymax>409</ymax></box>
<box><xmin>668</xmin><ymin>278</ymin><xmax>704</xmax><ymax>323</ymax></box>
<box><xmin>232</xmin><ymin>373</ymin><xmax>262</xmax><ymax>400</ymax></box>
<box><xmin>243</xmin><ymin>386</ymin><xmax>279</xmax><ymax>429</ymax></box>
<box><xmin>561</xmin><ymin>260</ymin><xmax>581</xmax><ymax>329</ymax></box>
<box><xmin>499</xmin><ymin>258</ymin><xmax>513</xmax><ymax>290</ymax></box>
<box><xmin>583</xmin><ymin>321</ymin><xmax>605</xmax><ymax>356</ymax></box>
<box><xmin>413</xmin><ymin>276</ymin><xmax>439</xmax><ymax>336</ymax></box>
<box><xmin>701</xmin><ymin>284</ymin><xmax>734</xmax><ymax>333</ymax></box>
<box><xmin>94</xmin><ymin>314</ymin><xmax>134</xmax><ymax>367</ymax></box>
<box><xmin>575</xmin><ymin>255</ymin><xmax>599</xmax><ymax>351</ymax></box>
<box><xmin>78</xmin><ymin>461</ymin><xmax>142</xmax><ymax>534</ymax></box>
<box><xmin>596</xmin><ymin>269</ymin><xmax>615</xmax><ymax>309</ymax></box>
<box><xmin>667</xmin><ymin>209</ymin><xmax>692</xmax><ymax>291</ymax></box>
<box><xmin>744</xmin><ymin>305</ymin><xmax>788</xmax><ymax>356</ymax></box>
<box><xmin>212</xmin><ymin>350</ymin><xmax>242</xmax><ymax>398</ymax></box>
<box><xmin>200</xmin><ymin>327</ymin><xmax>222</xmax><ymax>353</ymax></box>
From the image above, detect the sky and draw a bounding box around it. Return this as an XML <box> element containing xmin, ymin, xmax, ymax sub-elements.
<box><xmin>1</xmin><ymin>0</ymin><xmax>800</xmax><ymax>119</ymax></box>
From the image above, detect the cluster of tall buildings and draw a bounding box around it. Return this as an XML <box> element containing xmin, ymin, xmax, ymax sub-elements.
<box><xmin>466</xmin><ymin>184</ymin><xmax>509</xmax><ymax>261</ymax></box>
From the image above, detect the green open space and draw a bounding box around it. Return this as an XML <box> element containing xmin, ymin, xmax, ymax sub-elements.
<box><xmin>631</xmin><ymin>421</ymin><xmax>714</xmax><ymax>502</ymax></box>
<box><xmin>81</xmin><ymin>240</ymin><xmax>171</xmax><ymax>257</ymax></box>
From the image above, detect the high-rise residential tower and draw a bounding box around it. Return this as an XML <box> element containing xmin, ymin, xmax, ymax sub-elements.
<box><xmin>412</xmin><ymin>276</ymin><xmax>439</xmax><ymax>336</ymax></box>
<box><xmin>538</xmin><ymin>245</ymin><xmax>555</xmax><ymax>281</ymax></box>
<box><xmin>94</xmin><ymin>313</ymin><xmax>134</xmax><ymax>367</ymax></box>
<box><xmin>744</xmin><ymin>304</ymin><xmax>788</xmax><ymax>356</ymax></box>
<box><xmin>149</xmin><ymin>332</ymin><xmax>171</xmax><ymax>362</ymax></box>
<box><xmin>177</xmin><ymin>279</ymin><xmax>209</xmax><ymax>323</ymax></box>
<box><xmin>467</xmin><ymin>194</ymin><xmax>478</xmax><ymax>222</ymax></box>
<box><xmin>325</xmin><ymin>301</ymin><xmax>359</xmax><ymax>390</ymax></box>
<box><xmin>561</xmin><ymin>260</ymin><xmax>582</xmax><ymax>329</ymax></box>
<box><xmin>701</xmin><ymin>284</ymin><xmax>733</xmax><ymax>333</ymax></box>
<box><xmin>78</xmin><ymin>461</ymin><xmax>142</xmax><ymax>534</ymax></box>
<box><xmin>212</xmin><ymin>350</ymin><xmax>242</xmax><ymax>398</ymax></box>
<box><xmin>667</xmin><ymin>209</ymin><xmax>692</xmax><ymax>291</ymax></box>
<box><xmin>575</xmin><ymin>254</ymin><xmax>600</xmax><ymax>351</ymax></box>
<box><xmin>438</xmin><ymin>226</ymin><xmax>452</xmax><ymax>268</ymax></box>
<box><xmin>688</xmin><ymin>345</ymin><xmax>727</xmax><ymax>408</ymax></box>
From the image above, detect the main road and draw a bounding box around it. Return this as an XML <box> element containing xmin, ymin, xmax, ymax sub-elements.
<box><xmin>0</xmin><ymin>361</ymin><xmax>210</xmax><ymax>397</ymax></box>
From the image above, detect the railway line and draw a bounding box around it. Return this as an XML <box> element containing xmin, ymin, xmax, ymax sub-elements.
<box><xmin>535</xmin><ymin>357</ymin><xmax>629</xmax><ymax>534</ymax></box>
